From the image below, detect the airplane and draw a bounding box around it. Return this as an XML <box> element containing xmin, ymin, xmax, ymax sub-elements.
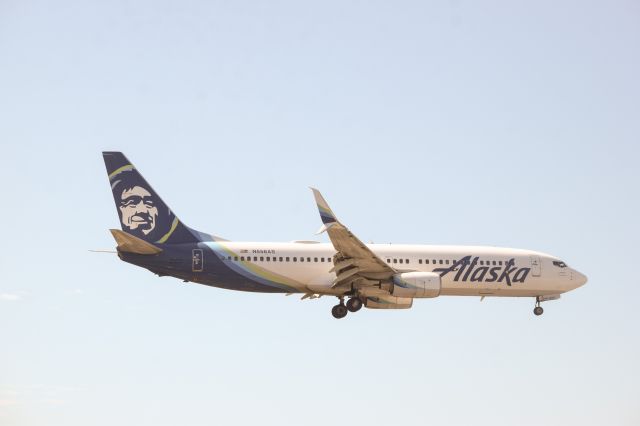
<box><xmin>102</xmin><ymin>151</ymin><xmax>587</xmax><ymax>319</ymax></box>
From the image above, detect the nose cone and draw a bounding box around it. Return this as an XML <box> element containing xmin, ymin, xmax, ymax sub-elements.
<box><xmin>572</xmin><ymin>269</ymin><xmax>588</xmax><ymax>288</ymax></box>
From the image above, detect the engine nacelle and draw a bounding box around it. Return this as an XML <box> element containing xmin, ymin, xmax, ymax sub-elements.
<box><xmin>391</xmin><ymin>272</ymin><xmax>441</xmax><ymax>298</ymax></box>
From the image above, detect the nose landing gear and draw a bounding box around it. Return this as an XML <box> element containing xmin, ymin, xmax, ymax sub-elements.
<box><xmin>533</xmin><ymin>297</ymin><xmax>544</xmax><ymax>316</ymax></box>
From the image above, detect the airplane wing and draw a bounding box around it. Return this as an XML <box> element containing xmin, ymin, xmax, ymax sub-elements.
<box><xmin>310</xmin><ymin>188</ymin><xmax>396</xmax><ymax>288</ymax></box>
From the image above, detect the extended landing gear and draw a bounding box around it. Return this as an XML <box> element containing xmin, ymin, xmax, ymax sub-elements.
<box><xmin>331</xmin><ymin>297</ymin><xmax>363</xmax><ymax>319</ymax></box>
<box><xmin>346</xmin><ymin>297</ymin><xmax>363</xmax><ymax>313</ymax></box>
<box><xmin>533</xmin><ymin>297</ymin><xmax>544</xmax><ymax>316</ymax></box>
<box><xmin>331</xmin><ymin>303</ymin><xmax>348</xmax><ymax>319</ymax></box>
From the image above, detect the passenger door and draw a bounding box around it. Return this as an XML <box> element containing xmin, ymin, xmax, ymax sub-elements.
<box><xmin>530</xmin><ymin>255</ymin><xmax>541</xmax><ymax>277</ymax></box>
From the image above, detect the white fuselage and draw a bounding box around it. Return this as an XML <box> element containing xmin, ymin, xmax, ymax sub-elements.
<box><xmin>208</xmin><ymin>241</ymin><xmax>587</xmax><ymax>297</ymax></box>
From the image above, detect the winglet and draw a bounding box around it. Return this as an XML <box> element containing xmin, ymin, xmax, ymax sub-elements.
<box><xmin>310</xmin><ymin>188</ymin><xmax>338</xmax><ymax>225</ymax></box>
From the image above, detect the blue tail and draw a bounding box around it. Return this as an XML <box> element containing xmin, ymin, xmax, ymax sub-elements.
<box><xmin>103</xmin><ymin>152</ymin><xmax>206</xmax><ymax>245</ymax></box>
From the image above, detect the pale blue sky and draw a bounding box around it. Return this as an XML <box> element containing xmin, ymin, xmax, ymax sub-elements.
<box><xmin>1</xmin><ymin>1</ymin><xmax>639</xmax><ymax>425</ymax></box>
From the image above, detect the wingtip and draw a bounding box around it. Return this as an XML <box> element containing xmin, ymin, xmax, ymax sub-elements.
<box><xmin>309</xmin><ymin>187</ymin><xmax>325</xmax><ymax>204</ymax></box>
<box><xmin>310</xmin><ymin>189</ymin><xmax>337</xmax><ymax>225</ymax></box>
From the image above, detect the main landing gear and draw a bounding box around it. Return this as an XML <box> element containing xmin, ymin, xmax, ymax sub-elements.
<box><xmin>533</xmin><ymin>297</ymin><xmax>544</xmax><ymax>316</ymax></box>
<box><xmin>346</xmin><ymin>297</ymin><xmax>363</xmax><ymax>312</ymax></box>
<box><xmin>331</xmin><ymin>303</ymin><xmax>348</xmax><ymax>319</ymax></box>
<box><xmin>331</xmin><ymin>297</ymin><xmax>363</xmax><ymax>319</ymax></box>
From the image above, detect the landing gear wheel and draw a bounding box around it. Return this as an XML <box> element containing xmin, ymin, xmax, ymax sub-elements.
<box><xmin>346</xmin><ymin>297</ymin><xmax>363</xmax><ymax>312</ymax></box>
<box><xmin>331</xmin><ymin>304</ymin><xmax>348</xmax><ymax>319</ymax></box>
<box><xmin>533</xmin><ymin>306</ymin><xmax>544</xmax><ymax>316</ymax></box>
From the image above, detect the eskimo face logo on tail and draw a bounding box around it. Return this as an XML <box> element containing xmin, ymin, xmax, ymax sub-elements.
<box><xmin>109</xmin><ymin>167</ymin><xmax>175</xmax><ymax>242</ymax></box>
<box><xmin>119</xmin><ymin>186</ymin><xmax>158</xmax><ymax>236</ymax></box>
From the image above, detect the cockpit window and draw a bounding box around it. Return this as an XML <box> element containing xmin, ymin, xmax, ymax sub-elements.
<box><xmin>553</xmin><ymin>261</ymin><xmax>567</xmax><ymax>268</ymax></box>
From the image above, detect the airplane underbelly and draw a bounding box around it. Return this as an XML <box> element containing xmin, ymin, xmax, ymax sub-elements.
<box><xmin>440</xmin><ymin>276</ymin><xmax>560</xmax><ymax>297</ymax></box>
<box><xmin>440</xmin><ymin>280</ymin><xmax>501</xmax><ymax>296</ymax></box>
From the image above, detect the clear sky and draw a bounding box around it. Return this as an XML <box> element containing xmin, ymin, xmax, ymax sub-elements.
<box><xmin>1</xmin><ymin>1</ymin><xmax>639</xmax><ymax>425</ymax></box>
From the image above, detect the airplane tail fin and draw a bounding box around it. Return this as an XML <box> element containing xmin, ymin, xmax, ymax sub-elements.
<box><xmin>102</xmin><ymin>152</ymin><xmax>204</xmax><ymax>245</ymax></box>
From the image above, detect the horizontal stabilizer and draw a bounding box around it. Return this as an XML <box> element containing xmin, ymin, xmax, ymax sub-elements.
<box><xmin>110</xmin><ymin>229</ymin><xmax>163</xmax><ymax>255</ymax></box>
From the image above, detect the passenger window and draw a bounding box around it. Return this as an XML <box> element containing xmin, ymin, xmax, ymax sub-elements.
<box><xmin>300</xmin><ymin>257</ymin><xmax>304</xmax><ymax>262</ymax></box>
<box><xmin>293</xmin><ymin>257</ymin><xmax>297</xmax><ymax>262</ymax></box>
<box><xmin>234</xmin><ymin>256</ymin><xmax>238</xmax><ymax>261</ymax></box>
<box><xmin>393</xmin><ymin>259</ymin><xmax>397</xmax><ymax>264</ymax></box>
<box><xmin>387</xmin><ymin>259</ymin><xmax>391</xmax><ymax>263</ymax></box>
<box><xmin>267</xmin><ymin>257</ymin><xmax>271</xmax><ymax>261</ymax></box>
<box><xmin>286</xmin><ymin>257</ymin><xmax>290</xmax><ymax>262</ymax></box>
<box><xmin>419</xmin><ymin>259</ymin><xmax>422</xmax><ymax>264</ymax></box>
<box><xmin>314</xmin><ymin>257</ymin><xmax>318</xmax><ymax>262</ymax></box>
<box><xmin>439</xmin><ymin>259</ymin><xmax>443</xmax><ymax>264</ymax></box>
<box><xmin>279</xmin><ymin>257</ymin><xmax>283</xmax><ymax>262</ymax></box>
<box><xmin>425</xmin><ymin>259</ymin><xmax>429</xmax><ymax>264</ymax></box>
<box><xmin>406</xmin><ymin>259</ymin><xmax>409</xmax><ymax>264</ymax></box>
<box><xmin>307</xmin><ymin>257</ymin><xmax>311</xmax><ymax>262</ymax></box>
<box><xmin>499</xmin><ymin>261</ymin><xmax>503</xmax><ymax>265</ymax></box>
<box><xmin>432</xmin><ymin>259</ymin><xmax>436</xmax><ymax>264</ymax></box>
<box><xmin>445</xmin><ymin>260</ymin><xmax>450</xmax><ymax>264</ymax></box>
<box><xmin>240</xmin><ymin>256</ymin><xmax>245</xmax><ymax>261</ymax></box>
<box><xmin>227</xmin><ymin>256</ymin><xmax>231</xmax><ymax>260</ymax></box>
<box><xmin>260</xmin><ymin>256</ymin><xmax>263</xmax><ymax>261</ymax></box>
<box><xmin>399</xmin><ymin>259</ymin><xmax>403</xmax><ymax>264</ymax></box>
<box><xmin>320</xmin><ymin>258</ymin><xmax>324</xmax><ymax>262</ymax></box>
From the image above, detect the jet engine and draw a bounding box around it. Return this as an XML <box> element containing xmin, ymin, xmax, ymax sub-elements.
<box><xmin>391</xmin><ymin>272</ymin><xmax>441</xmax><ymax>298</ymax></box>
